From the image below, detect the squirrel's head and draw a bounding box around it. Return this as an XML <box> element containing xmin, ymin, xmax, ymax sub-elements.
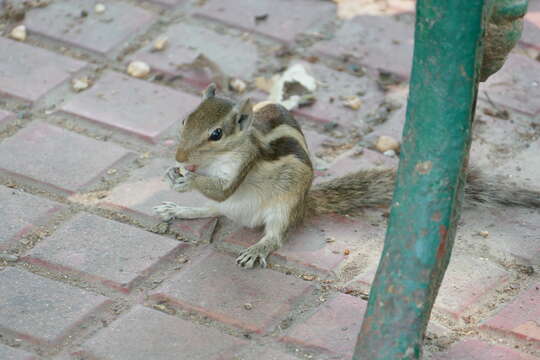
<box><xmin>176</xmin><ymin>83</ymin><xmax>253</xmax><ymax>165</ymax></box>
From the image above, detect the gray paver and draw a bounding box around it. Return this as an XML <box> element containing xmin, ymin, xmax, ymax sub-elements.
<box><xmin>0</xmin><ymin>344</ymin><xmax>38</xmax><ymax>360</ymax></box>
<box><xmin>0</xmin><ymin>267</ymin><xmax>110</xmax><ymax>345</ymax></box>
<box><xmin>130</xmin><ymin>22</ymin><xmax>260</xmax><ymax>86</ymax></box>
<box><xmin>0</xmin><ymin>121</ymin><xmax>131</xmax><ymax>194</ymax></box>
<box><xmin>80</xmin><ymin>305</ymin><xmax>245</xmax><ymax>360</ymax></box>
<box><xmin>0</xmin><ymin>38</ymin><xmax>86</xmax><ymax>102</ymax></box>
<box><xmin>24</xmin><ymin>0</ymin><xmax>156</xmax><ymax>55</ymax></box>
<box><xmin>25</xmin><ymin>212</ymin><xmax>185</xmax><ymax>292</ymax></box>
<box><xmin>61</xmin><ymin>71</ymin><xmax>200</xmax><ymax>143</ymax></box>
<box><xmin>0</xmin><ymin>186</ymin><xmax>63</xmax><ymax>249</ymax></box>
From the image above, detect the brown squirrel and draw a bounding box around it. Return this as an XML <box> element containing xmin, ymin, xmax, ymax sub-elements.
<box><xmin>153</xmin><ymin>84</ymin><xmax>540</xmax><ymax>268</ymax></box>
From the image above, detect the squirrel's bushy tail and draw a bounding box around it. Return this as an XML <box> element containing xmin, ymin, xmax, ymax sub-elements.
<box><xmin>306</xmin><ymin>168</ymin><xmax>540</xmax><ymax>216</ymax></box>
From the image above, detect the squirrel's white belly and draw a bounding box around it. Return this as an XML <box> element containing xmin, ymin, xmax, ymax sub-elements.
<box><xmin>216</xmin><ymin>183</ymin><xmax>266</xmax><ymax>227</ymax></box>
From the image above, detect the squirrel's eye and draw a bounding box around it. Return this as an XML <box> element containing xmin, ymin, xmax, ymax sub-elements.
<box><xmin>209</xmin><ymin>128</ymin><xmax>223</xmax><ymax>141</ymax></box>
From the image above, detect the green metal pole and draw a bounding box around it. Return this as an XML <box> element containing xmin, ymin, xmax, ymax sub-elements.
<box><xmin>353</xmin><ymin>1</ymin><xmax>488</xmax><ymax>358</ymax></box>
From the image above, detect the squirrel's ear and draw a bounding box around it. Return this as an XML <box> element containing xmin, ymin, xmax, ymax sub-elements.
<box><xmin>234</xmin><ymin>98</ymin><xmax>253</xmax><ymax>131</ymax></box>
<box><xmin>202</xmin><ymin>83</ymin><xmax>217</xmax><ymax>100</ymax></box>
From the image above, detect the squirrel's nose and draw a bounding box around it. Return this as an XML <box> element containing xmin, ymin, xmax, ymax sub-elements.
<box><xmin>175</xmin><ymin>148</ymin><xmax>189</xmax><ymax>162</ymax></box>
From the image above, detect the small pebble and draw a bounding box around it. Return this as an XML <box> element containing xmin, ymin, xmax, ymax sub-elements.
<box><xmin>383</xmin><ymin>149</ymin><xmax>396</xmax><ymax>157</ymax></box>
<box><xmin>94</xmin><ymin>3</ymin><xmax>106</xmax><ymax>13</ymax></box>
<box><xmin>325</xmin><ymin>236</ymin><xmax>336</xmax><ymax>243</ymax></box>
<box><xmin>301</xmin><ymin>274</ymin><xmax>316</xmax><ymax>281</ymax></box>
<box><xmin>72</xmin><ymin>77</ymin><xmax>90</xmax><ymax>92</ymax></box>
<box><xmin>243</xmin><ymin>303</ymin><xmax>253</xmax><ymax>310</ymax></box>
<box><xmin>152</xmin><ymin>36</ymin><xmax>168</xmax><ymax>52</ymax></box>
<box><xmin>230</xmin><ymin>78</ymin><xmax>247</xmax><ymax>93</ymax></box>
<box><xmin>344</xmin><ymin>249</ymin><xmax>351</xmax><ymax>255</ymax></box>
<box><xmin>479</xmin><ymin>231</ymin><xmax>489</xmax><ymax>238</ymax></box>
<box><xmin>10</xmin><ymin>25</ymin><xmax>27</xmax><ymax>41</ymax></box>
<box><xmin>127</xmin><ymin>61</ymin><xmax>150</xmax><ymax>78</ymax></box>
<box><xmin>375</xmin><ymin>135</ymin><xmax>400</xmax><ymax>153</ymax></box>
<box><xmin>342</xmin><ymin>95</ymin><xmax>363</xmax><ymax>110</ymax></box>
<box><xmin>0</xmin><ymin>253</ymin><xmax>19</xmax><ymax>262</ymax></box>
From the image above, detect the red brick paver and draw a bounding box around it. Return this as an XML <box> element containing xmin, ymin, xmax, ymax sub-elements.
<box><xmin>0</xmin><ymin>38</ymin><xmax>86</xmax><ymax>102</ymax></box>
<box><xmin>61</xmin><ymin>71</ymin><xmax>200</xmax><ymax>143</ymax></box>
<box><xmin>23</xmin><ymin>0</ymin><xmax>156</xmax><ymax>55</ymax></box>
<box><xmin>482</xmin><ymin>283</ymin><xmax>540</xmax><ymax>344</ymax></box>
<box><xmin>0</xmin><ymin>122</ymin><xmax>131</xmax><ymax>195</ymax></box>
<box><xmin>0</xmin><ymin>267</ymin><xmax>111</xmax><ymax>346</ymax></box>
<box><xmin>23</xmin><ymin>212</ymin><xmax>186</xmax><ymax>293</ymax></box>
<box><xmin>151</xmin><ymin>249</ymin><xmax>312</xmax><ymax>333</ymax></box>
<box><xmin>282</xmin><ymin>293</ymin><xmax>367</xmax><ymax>359</ymax></box>
<box><xmin>79</xmin><ymin>305</ymin><xmax>245</xmax><ymax>360</ymax></box>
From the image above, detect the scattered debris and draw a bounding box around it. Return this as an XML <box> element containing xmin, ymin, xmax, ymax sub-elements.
<box><xmin>152</xmin><ymin>36</ymin><xmax>168</xmax><ymax>52</ymax></box>
<box><xmin>333</xmin><ymin>0</ymin><xmax>393</xmax><ymax>19</ymax></box>
<box><xmin>478</xmin><ymin>231</ymin><xmax>489</xmax><ymax>238</ymax></box>
<box><xmin>72</xmin><ymin>77</ymin><xmax>90</xmax><ymax>92</ymax></box>
<box><xmin>80</xmin><ymin>9</ymin><xmax>88</xmax><ymax>17</ymax></box>
<box><xmin>383</xmin><ymin>149</ymin><xmax>396</xmax><ymax>157</ymax></box>
<box><xmin>342</xmin><ymin>95</ymin><xmax>363</xmax><ymax>110</ymax></box>
<box><xmin>229</xmin><ymin>78</ymin><xmax>247</xmax><ymax>93</ymax></box>
<box><xmin>482</xmin><ymin>107</ymin><xmax>509</xmax><ymax>120</ymax></box>
<box><xmin>243</xmin><ymin>303</ymin><xmax>253</xmax><ymax>310</ymax></box>
<box><xmin>254</xmin><ymin>13</ymin><xmax>268</xmax><ymax>23</ymax></box>
<box><xmin>325</xmin><ymin>236</ymin><xmax>336</xmax><ymax>243</ymax></box>
<box><xmin>10</xmin><ymin>25</ymin><xmax>27</xmax><ymax>41</ymax></box>
<box><xmin>301</xmin><ymin>274</ymin><xmax>316</xmax><ymax>281</ymax></box>
<box><xmin>344</xmin><ymin>249</ymin><xmax>351</xmax><ymax>255</ymax></box>
<box><xmin>94</xmin><ymin>3</ymin><xmax>106</xmax><ymax>14</ymax></box>
<box><xmin>127</xmin><ymin>61</ymin><xmax>151</xmax><ymax>78</ymax></box>
<box><xmin>107</xmin><ymin>168</ymin><xmax>117</xmax><ymax>175</ymax></box>
<box><xmin>375</xmin><ymin>135</ymin><xmax>400</xmax><ymax>153</ymax></box>
<box><xmin>268</xmin><ymin>63</ymin><xmax>318</xmax><ymax>110</ymax></box>
<box><xmin>254</xmin><ymin>76</ymin><xmax>277</xmax><ymax>93</ymax></box>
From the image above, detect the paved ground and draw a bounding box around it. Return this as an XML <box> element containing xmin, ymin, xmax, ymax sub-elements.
<box><xmin>0</xmin><ymin>0</ymin><xmax>539</xmax><ymax>359</ymax></box>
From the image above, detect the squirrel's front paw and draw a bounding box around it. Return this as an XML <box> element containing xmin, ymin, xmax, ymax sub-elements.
<box><xmin>152</xmin><ymin>201</ymin><xmax>180</xmax><ymax>222</ymax></box>
<box><xmin>165</xmin><ymin>166</ymin><xmax>193</xmax><ymax>192</ymax></box>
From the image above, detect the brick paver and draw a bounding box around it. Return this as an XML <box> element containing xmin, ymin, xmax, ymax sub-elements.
<box><xmin>482</xmin><ymin>283</ymin><xmax>540</xmax><ymax>344</ymax></box>
<box><xmin>0</xmin><ymin>186</ymin><xmax>63</xmax><ymax>249</ymax></box>
<box><xmin>435</xmin><ymin>339</ymin><xmax>538</xmax><ymax>360</ymax></box>
<box><xmin>194</xmin><ymin>0</ymin><xmax>335</xmax><ymax>43</ymax></box>
<box><xmin>0</xmin><ymin>344</ymin><xmax>38</xmax><ymax>360</ymax></box>
<box><xmin>0</xmin><ymin>122</ymin><xmax>131</xmax><ymax>195</ymax></box>
<box><xmin>61</xmin><ymin>71</ymin><xmax>200</xmax><ymax>143</ymax></box>
<box><xmin>79</xmin><ymin>305</ymin><xmax>245</xmax><ymax>360</ymax></box>
<box><xmin>0</xmin><ymin>267</ymin><xmax>111</xmax><ymax>346</ymax></box>
<box><xmin>101</xmin><ymin>158</ymin><xmax>217</xmax><ymax>242</ymax></box>
<box><xmin>151</xmin><ymin>249</ymin><xmax>312</xmax><ymax>333</ymax></box>
<box><xmin>130</xmin><ymin>22</ymin><xmax>260</xmax><ymax>88</ymax></box>
<box><xmin>23</xmin><ymin>212</ymin><xmax>186</xmax><ymax>293</ymax></box>
<box><xmin>0</xmin><ymin>38</ymin><xmax>86</xmax><ymax>102</ymax></box>
<box><xmin>282</xmin><ymin>293</ymin><xmax>367</xmax><ymax>359</ymax></box>
<box><xmin>0</xmin><ymin>1</ymin><xmax>538</xmax><ymax>359</ymax></box>
<box><xmin>313</xmin><ymin>14</ymin><xmax>415</xmax><ymax>78</ymax></box>
<box><xmin>23</xmin><ymin>0</ymin><xmax>156</xmax><ymax>55</ymax></box>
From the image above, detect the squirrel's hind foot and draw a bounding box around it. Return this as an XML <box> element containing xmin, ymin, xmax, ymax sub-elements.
<box><xmin>236</xmin><ymin>243</ymin><xmax>270</xmax><ymax>269</ymax></box>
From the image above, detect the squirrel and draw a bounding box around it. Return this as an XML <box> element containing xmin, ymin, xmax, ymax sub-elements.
<box><xmin>153</xmin><ymin>83</ymin><xmax>540</xmax><ymax>269</ymax></box>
